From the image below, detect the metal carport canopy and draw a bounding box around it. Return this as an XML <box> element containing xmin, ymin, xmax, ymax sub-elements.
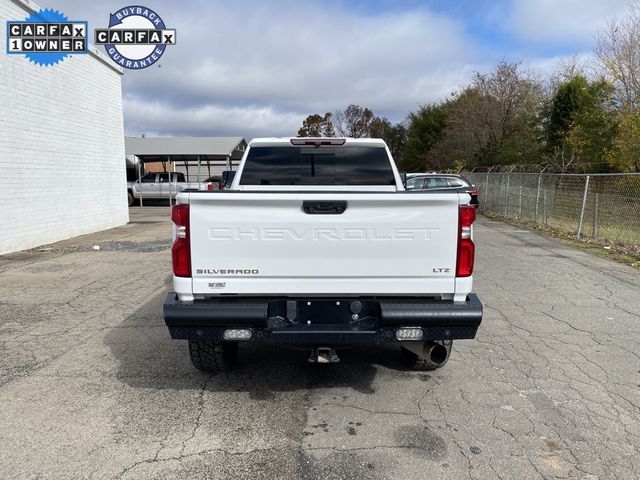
<box><xmin>124</xmin><ymin>136</ymin><xmax>247</xmax><ymax>206</ymax></box>
<box><xmin>124</xmin><ymin>136</ymin><xmax>246</xmax><ymax>158</ymax></box>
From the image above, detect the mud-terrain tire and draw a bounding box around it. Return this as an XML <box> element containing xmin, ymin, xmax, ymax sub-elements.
<box><xmin>188</xmin><ymin>340</ymin><xmax>238</xmax><ymax>373</ymax></box>
<box><xmin>401</xmin><ymin>340</ymin><xmax>452</xmax><ymax>371</ymax></box>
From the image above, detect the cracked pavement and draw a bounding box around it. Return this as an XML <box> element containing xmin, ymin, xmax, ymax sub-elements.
<box><xmin>0</xmin><ymin>208</ymin><xmax>639</xmax><ymax>479</ymax></box>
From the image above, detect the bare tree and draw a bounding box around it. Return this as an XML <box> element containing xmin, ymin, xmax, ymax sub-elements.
<box><xmin>546</xmin><ymin>53</ymin><xmax>588</xmax><ymax>95</ymax></box>
<box><xmin>542</xmin><ymin>145</ymin><xmax>577</xmax><ymax>173</ymax></box>
<box><xmin>297</xmin><ymin>113</ymin><xmax>335</xmax><ymax>137</ymax></box>
<box><xmin>595</xmin><ymin>2</ymin><xmax>640</xmax><ymax>110</ymax></box>
<box><xmin>438</xmin><ymin>61</ymin><xmax>544</xmax><ymax>169</ymax></box>
<box><xmin>333</xmin><ymin>105</ymin><xmax>379</xmax><ymax>138</ymax></box>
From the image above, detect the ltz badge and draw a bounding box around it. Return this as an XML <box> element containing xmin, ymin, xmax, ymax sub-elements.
<box><xmin>94</xmin><ymin>6</ymin><xmax>176</xmax><ymax>70</ymax></box>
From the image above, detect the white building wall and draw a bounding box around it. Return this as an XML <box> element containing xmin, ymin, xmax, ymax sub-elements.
<box><xmin>0</xmin><ymin>0</ymin><xmax>128</xmax><ymax>255</ymax></box>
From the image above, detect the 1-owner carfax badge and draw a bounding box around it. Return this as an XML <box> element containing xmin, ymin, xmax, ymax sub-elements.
<box><xmin>6</xmin><ymin>9</ymin><xmax>87</xmax><ymax>66</ymax></box>
<box><xmin>95</xmin><ymin>5</ymin><xmax>175</xmax><ymax>69</ymax></box>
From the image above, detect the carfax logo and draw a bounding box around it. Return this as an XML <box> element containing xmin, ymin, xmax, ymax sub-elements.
<box><xmin>95</xmin><ymin>5</ymin><xmax>176</xmax><ymax>69</ymax></box>
<box><xmin>6</xmin><ymin>9</ymin><xmax>87</xmax><ymax>66</ymax></box>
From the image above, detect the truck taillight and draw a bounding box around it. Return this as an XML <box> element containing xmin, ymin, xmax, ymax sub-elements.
<box><xmin>456</xmin><ymin>205</ymin><xmax>476</xmax><ymax>277</ymax></box>
<box><xmin>171</xmin><ymin>204</ymin><xmax>191</xmax><ymax>277</ymax></box>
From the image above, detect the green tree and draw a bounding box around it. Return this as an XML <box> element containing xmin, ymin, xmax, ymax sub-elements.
<box><xmin>545</xmin><ymin>75</ymin><xmax>617</xmax><ymax>172</ymax></box>
<box><xmin>382</xmin><ymin>123</ymin><xmax>408</xmax><ymax>165</ymax></box>
<box><xmin>402</xmin><ymin>103</ymin><xmax>448</xmax><ymax>172</ymax></box>
<box><xmin>547</xmin><ymin>75</ymin><xmax>588</xmax><ymax>150</ymax></box>
<box><xmin>606</xmin><ymin>112</ymin><xmax>640</xmax><ymax>171</ymax></box>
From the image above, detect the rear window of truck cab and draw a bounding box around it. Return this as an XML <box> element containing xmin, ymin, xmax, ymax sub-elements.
<box><xmin>239</xmin><ymin>146</ymin><xmax>396</xmax><ymax>186</ymax></box>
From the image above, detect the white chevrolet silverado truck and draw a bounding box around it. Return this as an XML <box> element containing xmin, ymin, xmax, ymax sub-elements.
<box><xmin>163</xmin><ymin>138</ymin><xmax>483</xmax><ymax>372</ymax></box>
<box><xmin>127</xmin><ymin>172</ymin><xmax>202</xmax><ymax>206</ymax></box>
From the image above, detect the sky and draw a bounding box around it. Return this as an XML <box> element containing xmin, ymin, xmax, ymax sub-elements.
<box><xmin>40</xmin><ymin>0</ymin><xmax>632</xmax><ymax>139</ymax></box>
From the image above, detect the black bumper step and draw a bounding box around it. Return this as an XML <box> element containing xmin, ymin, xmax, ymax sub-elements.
<box><xmin>163</xmin><ymin>293</ymin><xmax>483</xmax><ymax>343</ymax></box>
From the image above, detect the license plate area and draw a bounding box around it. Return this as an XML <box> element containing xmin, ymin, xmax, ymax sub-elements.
<box><xmin>267</xmin><ymin>299</ymin><xmax>380</xmax><ymax>329</ymax></box>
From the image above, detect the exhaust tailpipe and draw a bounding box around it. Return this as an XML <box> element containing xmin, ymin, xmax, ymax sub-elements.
<box><xmin>401</xmin><ymin>340</ymin><xmax>452</xmax><ymax>370</ymax></box>
<box><xmin>424</xmin><ymin>342</ymin><xmax>450</xmax><ymax>367</ymax></box>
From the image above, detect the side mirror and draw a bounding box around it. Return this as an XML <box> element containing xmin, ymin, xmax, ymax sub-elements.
<box><xmin>221</xmin><ymin>170</ymin><xmax>236</xmax><ymax>188</ymax></box>
<box><xmin>399</xmin><ymin>172</ymin><xmax>407</xmax><ymax>186</ymax></box>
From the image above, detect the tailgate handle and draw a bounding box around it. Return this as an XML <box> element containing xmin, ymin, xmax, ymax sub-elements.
<box><xmin>302</xmin><ymin>201</ymin><xmax>347</xmax><ymax>215</ymax></box>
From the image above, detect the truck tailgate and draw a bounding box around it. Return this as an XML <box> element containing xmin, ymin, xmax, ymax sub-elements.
<box><xmin>188</xmin><ymin>192</ymin><xmax>460</xmax><ymax>296</ymax></box>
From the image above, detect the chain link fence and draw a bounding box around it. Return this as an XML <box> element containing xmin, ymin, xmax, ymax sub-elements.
<box><xmin>464</xmin><ymin>172</ymin><xmax>640</xmax><ymax>250</ymax></box>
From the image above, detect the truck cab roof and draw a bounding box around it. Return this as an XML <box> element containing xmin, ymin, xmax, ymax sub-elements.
<box><xmin>230</xmin><ymin>137</ymin><xmax>403</xmax><ymax>191</ymax></box>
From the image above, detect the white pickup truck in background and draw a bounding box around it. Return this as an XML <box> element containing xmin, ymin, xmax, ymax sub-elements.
<box><xmin>163</xmin><ymin>138</ymin><xmax>483</xmax><ymax>372</ymax></box>
<box><xmin>127</xmin><ymin>172</ymin><xmax>202</xmax><ymax>206</ymax></box>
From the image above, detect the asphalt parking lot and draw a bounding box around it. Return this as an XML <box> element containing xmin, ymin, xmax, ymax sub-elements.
<box><xmin>0</xmin><ymin>207</ymin><xmax>639</xmax><ymax>480</ymax></box>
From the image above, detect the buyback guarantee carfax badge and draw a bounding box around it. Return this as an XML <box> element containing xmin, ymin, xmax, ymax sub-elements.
<box><xmin>95</xmin><ymin>6</ymin><xmax>175</xmax><ymax>69</ymax></box>
<box><xmin>6</xmin><ymin>9</ymin><xmax>87</xmax><ymax>66</ymax></box>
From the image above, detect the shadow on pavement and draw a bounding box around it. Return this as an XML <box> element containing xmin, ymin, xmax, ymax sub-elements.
<box><xmin>104</xmin><ymin>290</ymin><xmax>420</xmax><ymax>397</ymax></box>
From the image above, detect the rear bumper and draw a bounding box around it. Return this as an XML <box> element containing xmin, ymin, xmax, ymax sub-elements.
<box><xmin>163</xmin><ymin>293</ymin><xmax>483</xmax><ymax>344</ymax></box>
